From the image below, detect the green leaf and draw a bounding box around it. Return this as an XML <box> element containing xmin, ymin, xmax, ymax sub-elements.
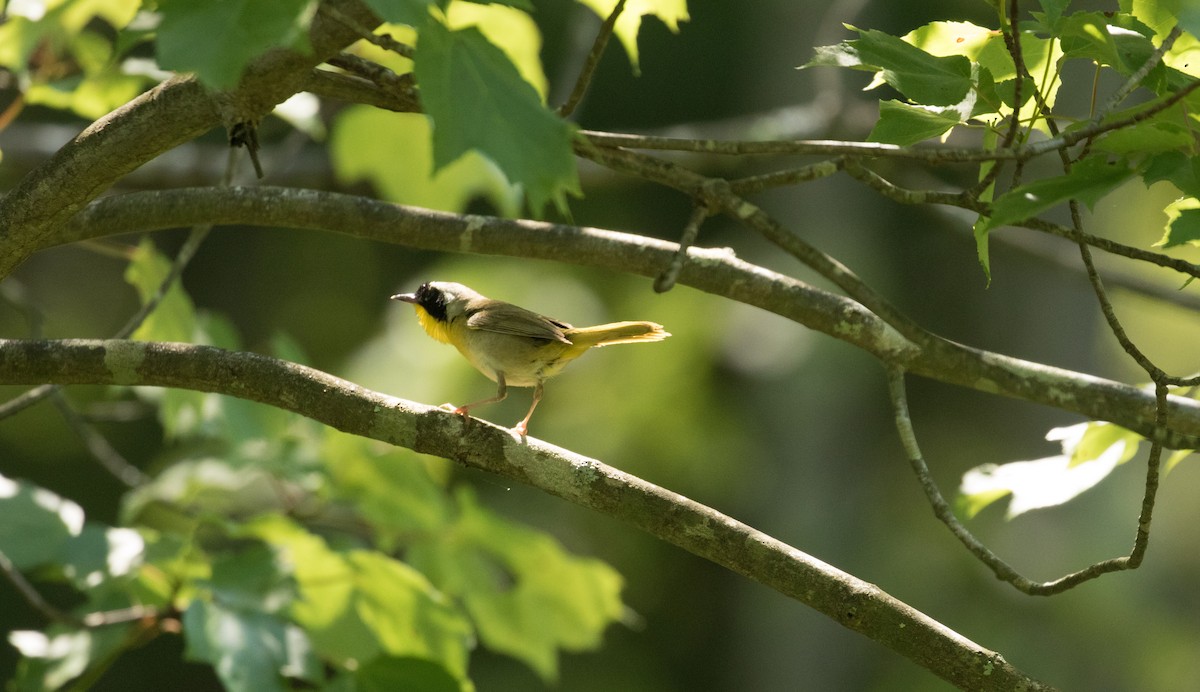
<box><xmin>1093</xmin><ymin>120</ymin><xmax>1195</xmax><ymax>155</ymax></box>
<box><xmin>960</xmin><ymin>451</ymin><xmax>1117</xmax><ymax>519</ymax></box>
<box><xmin>183</xmin><ymin>599</ymin><xmax>319</xmax><ymax>692</ymax></box>
<box><xmin>1156</xmin><ymin>197</ymin><xmax>1200</xmax><ymax>248</ymax></box>
<box><xmin>958</xmin><ymin>423</ymin><xmax>1127</xmax><ymax>518</ymax></box>
<box><xmin>414</xmin><ymin>21</ymin><xmax>580</xmax><ymax>215</ymax></box>
<box><xmin>973</xmin><ymin>216</ymin><xmax>993</xmax><ymax>283</ymax></box>
<box><xmin>444</xmin><ymin>2</ymin><xmax>548</xmax><ymax>97</ymax></box>
<box><xmin>243</xmin><ymin>515</ymin><xmax>473</xmax><ymax>678</ymax></box>
<box><xmin>353</xmin><ymin>656</ymin><xmax>463</xmax><ymax>692</ymax></box>
<box><xmin>1125</xmin><ymin>0</ymin><xmax>1188</xmax><ymax>40</ymax></box>
<box><xmin>972</xmin><ymin>129</ymin><xmax>999</xmax><ymax>283</ymax></box>
<box><xmin>1059</xmin><ymin>11</ymin><xmax>1155</xmax><ymax>73</ymax></box>
<box><xmin>330</xmin><ymin>107</ymin><xmax>521</xmax><ymax>215</ymax></box>
<box><xmin>985</xmin><ymin>156</ymin><xmax>1137</xmax><ymax>230</ymax></box>
<box><xmin>362</xmin><ymin>0</ymin><xmax>434</xmax><ymax>26</ymax></box>
<box><xmin>408</xmin><ymin>487</ymin><xmax>624</xmax><ymax>682</ymax></box>
<box><xmin>10</xmin><ymin>627</ymin><xmax>132</xmax><ymax>691</ymax></box>
<box><xmin>1070</xmin><ymin>422</ymin><xmax>1142</xmax><ymax>467</ymax></box>
<box><xmin>805</xmin><ymin>26</ymin><xmax>973</xmax><ymax>106</ymax></box>
<box><xmin>576</xmin><ymin>0</ymin><xmax>689</xmax><ymax>73</ymax></box>
<box><xmin>121</xmin><ymin>458</ymin><xmax>287</xmax><ymax>526</ymax></box>
<box><xmin>1144</xmin><ymin>150</ymin><xmax>1200</xmax><ymax>196</ymax></box>
<box><xmin>321</xmin><ymin>430</ymin><xmax>451</xmax><ymax>549</ymax></box>
<box><xmin>208</xmin><ymin>543</ymin><xmax>298</xmax><ymax>614</ymax></box>
<box><xmin>124</xmin><ymin>237</ymin><xmax>196</xmax><ymax>344</ymax></box>
<box><xmin>1165</xmin><ymin>448</ymin><xmax>1194</xmax><ymax>473</ymax></box>
<box><xmin>868</xmin><ymin>99</ymin><xmax>962</xmax><ymax>145</ymax></box>
<box><xmin>903</xmin><ymin>21</ymin><xmax>997</xmax><ymax>61</ymax></box>
<box><xmin>1034</xmin><ymin>0</ymin><xmax>1073</xmax><ymax>31</ymax></box>
<box><xmin>458</xmin><ymin>0</ymin><xmax>535</xmax><ymax>8</ymax></box>
<box><xmin>156</xmin><ymin>0</ymin><xmax>316</xmax><ymax>88</ymax></box>
<box><xmin>0</xmin><ymin>473</ymin><xmax>84</xmax><ymax>570</ymax></box>
<box><xmin>58</xmin><ymin>525</ymin><xmax>145</xmax><ymax>592</ymax></box>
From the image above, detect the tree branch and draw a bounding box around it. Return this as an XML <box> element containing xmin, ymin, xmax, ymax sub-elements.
<box><xmin>0</xmin><ymin>0</ymin><xmax>379</xmax><ymax>279</ymax></box>
<box><xmin>45</xmin><ymin>186</ymin><xmax>1200</xmax><ymax>447</ymax></box>
<box><xmin>0</xmin><ymin>337</ymin><xmax>1054</xmax><ymax>692</ymax></box>
<box><xmin>887</xmin><ymin>367</ymin><xmax>1164</xmax><ymax>595</ymax></box>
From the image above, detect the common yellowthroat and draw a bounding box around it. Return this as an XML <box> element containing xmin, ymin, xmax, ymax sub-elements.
<box><xmin>391</xmin><ymin>281</ymin><xmax>670</xmax><ymax>435</ymax></box>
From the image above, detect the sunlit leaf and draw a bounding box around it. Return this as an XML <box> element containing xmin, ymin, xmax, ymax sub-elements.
<box><xmin>984</xmin><ymin>155</ymin><xmax>1137</xmax><ymax>230</ymax></box>
<box><xmin>0</xmin><ymin>473</ymin><xmax>84</xmax><ymax>569</ymax></box>
<box><xmin>576</xmin><ymin>0</ymin><xmax>690</xmax><ymax>73</ymax></box>
<box><xmin>958</xmin><ymin>423</ymin><xmax>1132</xmax><ymax>518</ymax></box>
<box><xmin>1059</xmin><ymin>11</ymin><xmax>1155</xmax><ymax>73</ymax></box>
<box><xmin>1156</xmin><ymin>196</ymin><xmax>1200</xmax><ymax>247</ymax></box>
<box><xmin>58</xmin><ymin>525</ymin><xmax>145</xmax><ymax>592</ymax></box>
<box><xmin>445</xmin><ymin>1</ymin><xmax>547</xmax><ymax>98</ymax></box>
<box><xmin>207</xmin><ymin>543</ymin><xmax>298</xmax><ymax>615</ymax></box>
<box><xmin>1165</xmin><ymin>448</ymin><xmax>1195</xmax><ymax>473</ymax></box>
<box><xmin>121</xmin><ymin>458</ymin><xmax>287</xmax><ymax>526</ymax></box>
<box><xmin>125</xmin><ymin>238</ymin><xmax>195</xmax><ymax>344</ymax></box>
<box><xmin>868</xmin><ymin>99</ymin><xmax>962</xmax><ymax>145</ymax></box>
<box><xmin>156</xmin><ymin>0</ymin><xmax>317</xmax><ymax>88</ymax></box>
<box><xmin>414</xmin><ymin>21</ymin><xmax>579</xmax><ymax>215</ymax></box>
<box><xmin>408</xmin><ymin>487</ymin><xmax>624</xmax><ymax>682</ymax></box>
<box><xmin>1143</xmin><ymin>150</ymin><xmax>1200</xmax><ymax>195</ymax></box>
<box><xmin>353</xmin><ymin>656</ymin><xmax>462</xmax><ymax>692</ymax></box>
<box><xmin>1069</xmin><ymin>422</ymin><xmax>1142</xmax><ymax>467</ymax></box>
<box><xmin>1093</xmin><ymin>121</ymin><xmax>1195</xmax><ymax>155</ymax></box>
<box><xmin>10</xmin><ymin>627</ymin><xmax>132</xmax><ymax>691</ymax></box>
<box><xmin>320</xmin><ymin>431</ymin><xmax>451</xmax><ymax>549</ymax></box>
<box><xmin>330</xmin><ymin>107</ymin><xmax>521</xmax><ymax>215</ymax></box>
<box><xmin>1033</xmin><ymin>0</ymin><xmax>1072</xmax><ymax>31</ymax></box>
<box><xmin>805</xmin><ymin>26</ymin><xmax>973</xmax><ymax>106</ymax></box>
<box><xmin>904</xmin><ymin>21</ymin><xmax>998</xmax><ymax>59</ymax></box>
<box><xmin>362</xmin><ymin>0</ymin><xmax>434</xmax><ymax>26</ymax></box>
<box><xmin>183</xmin><ymin>599</ymin><xmax>319</xmax><ymax>692</ymax></box>
<box><xmin>243</xmin><ymin>515</ymin><xmax>473</xmax><ymax>678</ymax></box>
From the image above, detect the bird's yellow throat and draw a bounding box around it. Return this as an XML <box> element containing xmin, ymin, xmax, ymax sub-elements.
<box><xmin>412</xmin><ymin>305</ymin><xmax>456</xmax><ymax>346</ymax></box>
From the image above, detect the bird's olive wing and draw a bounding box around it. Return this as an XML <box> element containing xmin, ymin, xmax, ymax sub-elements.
<box><xmin>465</xmin><ymin>301</ymin><xmax>573</xmax><ymax>343</ymax></box>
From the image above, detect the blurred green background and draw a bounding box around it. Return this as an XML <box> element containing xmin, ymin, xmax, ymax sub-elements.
<box><xmin>3</xmin><ymin>0</ymin><xmax>1200</xmax><ymax>690</ymax></box>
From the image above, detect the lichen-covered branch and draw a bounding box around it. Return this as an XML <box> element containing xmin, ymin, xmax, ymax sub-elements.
<box><xmin>0</xmin><ymin>337</ymin><xmax>1054</xmax><ymax>692</ymax></box>
<box><xmin>48</xmin><ymin>186</ymin><xmax>1200</xmax><ymax>447</ymax></box>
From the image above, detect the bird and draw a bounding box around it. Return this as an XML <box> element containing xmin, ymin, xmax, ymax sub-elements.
<box><xmin>391</xmin><ymin>281</ymin><xmax>670</xmax><ymax>435</ymax></box>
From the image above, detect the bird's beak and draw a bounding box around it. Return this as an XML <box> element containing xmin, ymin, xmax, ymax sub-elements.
<box><xmin>391</xmin><ymin>293</ymin><xmax>418</xmax><ymax>304</ymax></box>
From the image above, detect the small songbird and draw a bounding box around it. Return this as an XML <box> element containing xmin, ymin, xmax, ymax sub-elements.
<box><xmin>391</xmin><ymin>281</ymin><xmax>670</xmax><ymax>435</ymax></box>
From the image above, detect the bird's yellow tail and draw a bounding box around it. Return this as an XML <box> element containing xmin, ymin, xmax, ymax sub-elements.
<box><xmin>565</xmin><ymin>321</ymin><xmax>670</xmax><ymax>348</ymax></box>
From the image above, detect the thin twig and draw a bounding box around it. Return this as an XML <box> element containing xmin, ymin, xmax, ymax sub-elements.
<box><xmin>577</xmin><ymin>141</ymin><xmax>939</xmax><ymax>347</ymax></box>
<box><xmin>999</xmin><ymin>0</ymin><xmax>1026</xmax><ymax>152</ymax></box>
<box><xmin>727</xmin><ymin>158</ymin><xmax>844</xmax><ymax>195</ymax></box>
<box><xmin>842</xmin><ymin>160</ymin><xmax>1200</xmax><ymax>280</ymax></box>
<box><xmin>1128</xmin><ymin>383</ymin><xmax>1169</xmax><ymax>567</ymax></box>
<box><xmin>558</xmin><ymin>0</ymin><xmax>627</xmax><ymax>117</ymax></box>
<box><xmin>654</xmin><ymin>202</ymin><xmax>711</xmax><ymax>293</ymax></box>
<box><xmin>0</xmin><ymin>549</ymin><xmax>80</xmax><ymax>625</ymax></box>
<box><xmin>318</xmin><ymin>3</ymin><xmax>415</xmax><ymax>58</ymax></box>
<box><xmin>0</xmin><ymin>546</ymin><xmax>159</xmax><ymax>627</ymax></box>
<box><xmin>1076</xmin><ymin>240</ymin><xmax>1200</xmax><ymax>387</ymax></box>
<box><xmin>325</xmin><ymin>53</ymin><xmax>418</xmax><ymax>104</ymax></box>
<box><xmin>582</xmin><ymin>130</ymin><xmax>1024</xmax><ymax>161</ymax></box>
<box><xmin>0</xmin><ymin>151</ymin><xmax>234</xmax><ymax>428</ymax></box>
<box><xmin>1025</xmin><ymin>80</ymin><xmax>1200</xmax><ymax>157</ymax></box>
<box><xmin>1103</xmin><ymin>27</ymin><xmax>1182</xmax><ymax>114</ymax></box>
<box><xmin>582</xmin><ymin>73</ymin><xmax>1200</xmax><ymax>166</ymax></box>
<box><xmin>886</xmin><ymin>366</ymin><xmax>1162</xmax><ymax>595</ymax></box>
<box><xmin>48</xmin><ymin>390</ymin><xmax>149</xmax><ymax>487</ymax></box>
